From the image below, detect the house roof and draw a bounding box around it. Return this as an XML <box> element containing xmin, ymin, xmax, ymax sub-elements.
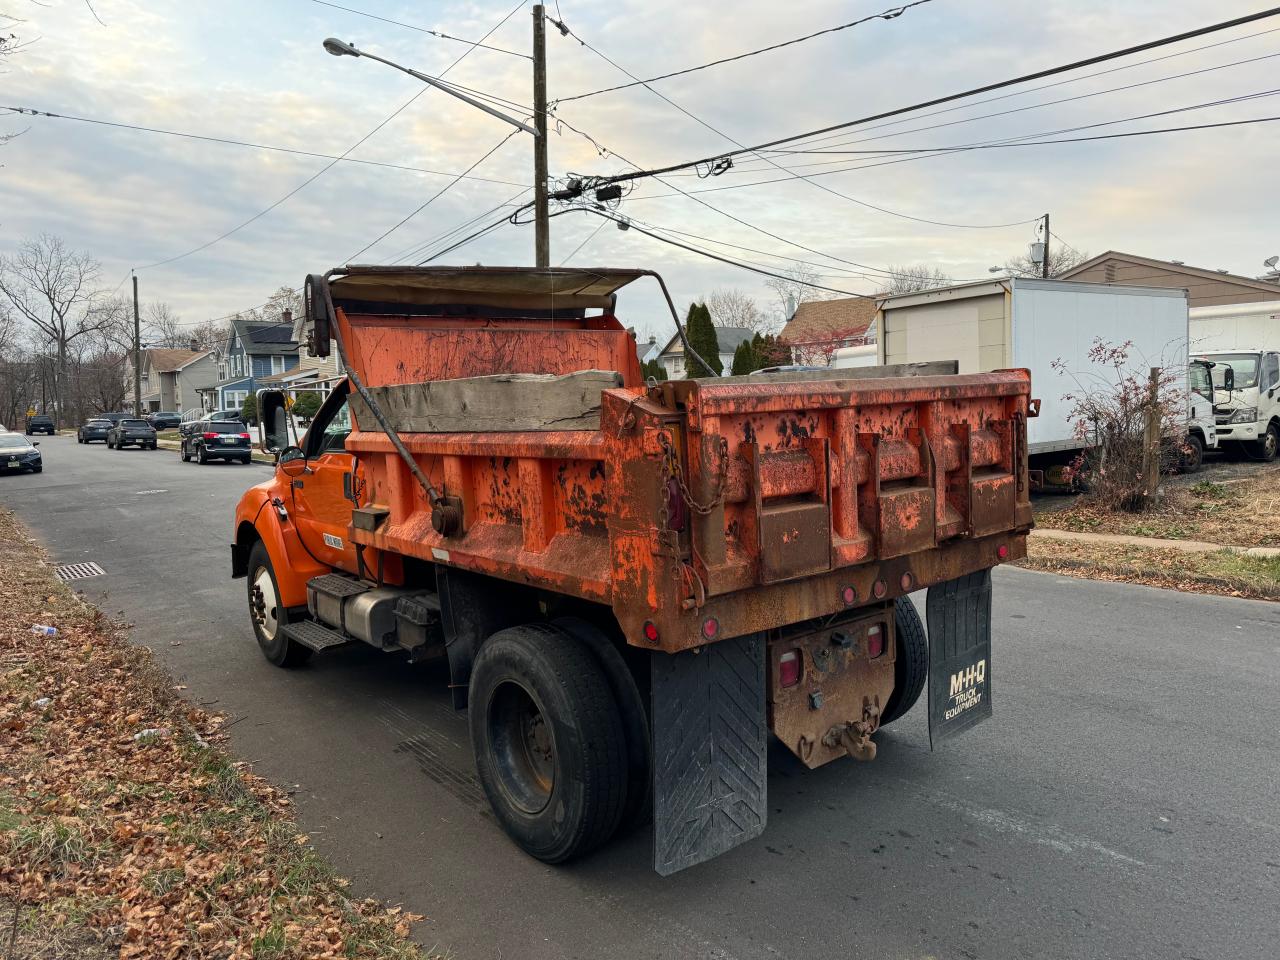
<box><xmin>658</xmin><ymin>325</ymin><xmax>756</xmax><ymax>357</ymax></box>
<box><xmin>1059</xmin><ymin>251</ymin><xmax>1280</xmax><ymax>297</ymax></box>
<box><xmin>145</xmin><ymin>348</ymin><xmax>206</xmax><ymax>373</ymax></box>
<box><xmin>230</xmin><ymin>317</ymin><xmax>299</xmax><ymax>355</ymax></box>
<box><xmin>780</xmin><ymin>297</ymin><xmax>877</xmax><ymax>345</ymax></box>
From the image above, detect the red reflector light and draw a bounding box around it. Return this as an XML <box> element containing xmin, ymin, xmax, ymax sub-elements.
<box><xmin>872</xmin><ymin>579</ymin><xmax>887</xmax><ymax>599</ymax></box>
<box><xmin>866</xmin><ymin>625</ymin><xmax>884</xmax><ymax>659</ymax></box>
<box><xmin>702</xmin><ymin>617</ymin><xmax>720</xmax><ymax>640</ymax></box>
<box><xmin>900</xmin><ymin>572</ymin><xmax>914</xmax><ymax>592</ymax></box>
<box><xmin>997</xmin><ymin>544</ymin><xmax>1010</xmax><ymax>560</ymax></box>
<box><xmin>778</xmin><ymin>651</ymin><xmax>801</xmax><ymax>688</ymax></box>
<box><xmin>642</xmin><ymin>621</ymin><xmax>659</xmax><ymax>643</ymax></box>
<box><xmin>841</xmin><ymin>585</ymin><xmax>856</xmax><ymax>606</ymax></box>
<box><xmin>202</xmin><ymin>432</ymin><xmax>219</xmax><ymax>440</ymax></box>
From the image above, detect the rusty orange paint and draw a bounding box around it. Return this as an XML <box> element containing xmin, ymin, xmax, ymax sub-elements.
<box><xmin>241</xmin><ymin>288</ymin><xmax>1033</xmax><ymax>654</ymax></box>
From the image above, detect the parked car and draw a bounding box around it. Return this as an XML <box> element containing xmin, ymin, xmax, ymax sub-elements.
<box><xmin>182</xmin><ymin>420</ymin><xmax>253</xmax><ymax>464</ymax></box>
<box><xmin>25</xmin><ymin>415</ymin><xmax>55</xmax><ymax>435</ymax></box>
<box><xmin>77</xmin><ymin>418</ymin><xmax>113</xmax><ymax>443</ymax></box>
<box><xmin>107</xmin><ymin>418</ymin><xmax>158</xmax><ymax>450</ymax></box>
<box><xmin>147</xmin><ymin>410</ymin><xmax>182</xmax><ymax>430</ymax></box>
<box><xmin>100</xmin><ymin>411</ymin><xmax>130</xmax><ymax>426</ymax></box>
<box><xmin>0</xmin><ymin>432</ymin><xmax>42</xmax><ymax>474</ymax></box>
<box><xmin>180</xmin><ymin>408</ymin><xmax>242</xmax><ymax>437</ymax></box>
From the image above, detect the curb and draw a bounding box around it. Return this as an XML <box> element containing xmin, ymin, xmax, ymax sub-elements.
<box><xmin>1018</xmin><ymin>555</ymin><xmax>1280</xmax><ymax>601</ymax></box>
<box><xmin>1030</xmin><ymin>527</ymin><xmax>1280</xmax><ymax>559</ymax></box>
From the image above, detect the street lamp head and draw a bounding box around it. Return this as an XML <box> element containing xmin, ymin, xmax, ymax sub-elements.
<box><xmin>323</xmin><ymin>37</ymin><xmax>360</xmax><ymax>58</ymax></box>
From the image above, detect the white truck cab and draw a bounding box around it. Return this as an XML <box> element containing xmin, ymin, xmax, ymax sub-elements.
<box><xmin>1185</xmin><ymin>358</ymin><xmax>1219</xmax><ymax>469</ymax></box>
<box><xmin>1195</xmin><ymin>350</ymin><xmax>1280</xmax><ymax>461</ymax></box>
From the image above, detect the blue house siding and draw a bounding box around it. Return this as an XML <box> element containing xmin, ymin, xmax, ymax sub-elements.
<box><xmin>212</xmin><ymin>319</ymin><xmax>300</xmax><ymax>413</ymax></box>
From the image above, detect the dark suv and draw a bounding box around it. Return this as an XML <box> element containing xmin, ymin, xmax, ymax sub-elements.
<box><xmin>25</xmin><ymin>415</ymin><xmax>55</xmax><ymax>436</ymax></box>
<box><xmin>147</xmin><ymin>411</ymin><xmax>182</xmax><ymax>430</ymax></box>
<box><xmin>182</xmin><ymin>420</ymin><xmax>252</xmax><ymax>464</ymax></box>
<box><xmin>107</xmin><ymin>418</ymin><xmax>158</xmax><ymax>450</ymax></box>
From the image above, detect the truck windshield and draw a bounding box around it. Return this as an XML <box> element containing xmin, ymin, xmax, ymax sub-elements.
<box><xmin>1203</xmin><ymin>354</ymin><xmax>1259</xmax><ymax>389</ymax></box>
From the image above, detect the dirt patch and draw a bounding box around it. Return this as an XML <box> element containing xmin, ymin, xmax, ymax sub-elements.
<box><xmin>0</xmin><ymin>508</ymin><xmax>432</xmax><ymax>959</ymax></box>
<box><xmin>1019</xmin><ymin>536</ymin><xmax>1280</xmax><ymax>600</ymax></box>
<box><xmin>1033</xmin><ymin>460</ymin><xmax>1280</xmax><ymax>548</ymax></box>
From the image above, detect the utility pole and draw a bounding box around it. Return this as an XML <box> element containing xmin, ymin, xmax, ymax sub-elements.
<box><xmin>532</xmin><ymin>4</ymin><xmax>550</xmax><ymax>267</ymax></box>
<box><xmin>1041</xmin><ymin>212</ymin><xmax>1050</xmax><ymax>278</ymax></box>
<box><xmin>132</xmin><ymin>273</ymin><xmax>142</xmax><ymax>416</ymax></box>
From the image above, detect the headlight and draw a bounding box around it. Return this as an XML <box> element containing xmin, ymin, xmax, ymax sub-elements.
<box><xmin>1228</xmin><ymin>407</ymin><xmax>1258</xmax><ymax>424</ymax></box>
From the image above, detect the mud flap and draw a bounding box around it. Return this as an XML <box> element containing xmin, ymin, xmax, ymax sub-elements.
<box><xmin>651</xmin><ymin>633</ymin><xmax>767</xmax><ymax>876</ymax></box>
<box><xmin>926</xmin><ymin>569</ymin><xmax>993</xmax><ymax>748</ymax></box>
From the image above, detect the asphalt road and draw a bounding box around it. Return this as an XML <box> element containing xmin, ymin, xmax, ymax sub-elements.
<box><xmin>3</xmin><ymin>435</ymin><xmax>1278</xmax><ymax>960</ymax></box>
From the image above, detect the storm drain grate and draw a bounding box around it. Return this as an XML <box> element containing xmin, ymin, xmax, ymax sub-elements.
<box><xmin>54</xmin><ymin>561</ymin><xmax>106</xmax><ymax>582</ymax></box>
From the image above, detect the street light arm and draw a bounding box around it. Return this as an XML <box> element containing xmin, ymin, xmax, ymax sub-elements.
<box><xmin>323</xmin><ymin>39</ymin><xmax>539</xmax><ymax>138</ymax></box>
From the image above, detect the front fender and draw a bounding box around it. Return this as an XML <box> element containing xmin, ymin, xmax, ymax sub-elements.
<box><xmin>233</xmin><ymin>488</ymin><xmax>330</xmax><ymax>610</ymax></box>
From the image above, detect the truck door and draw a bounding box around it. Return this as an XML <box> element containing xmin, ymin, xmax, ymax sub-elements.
<box><xmin>290</xmin><ymin>384</ymin><xmax>360</xmax><ymax>573</ymax></box>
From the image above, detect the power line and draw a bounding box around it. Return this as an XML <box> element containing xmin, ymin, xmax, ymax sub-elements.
<box><xmin>306</xmin><ymin>0</ymin><xmax>530</xmax><ymax>59</ymax></box>
<box><xmin>132</xmin><ymin>0</ymin><xmax>526</xmax><ymax>271</ymax></box>
<box><xmin>554</xmin><ymin>22</ymin><xmax>1038</xmax><ymax>231</ymax></box>
<box><xmin>626</xmin><ymin>89</ymin><xmax>1280</xmax><ymax>200</ymax></box>
<box><xmin>552</xmin><ymin>0</ymin><xmax>936</xmax><ymax>103</ymax></box>
<box><xmin>580</xmin><ymin>6</ymin><xmax>1280</xmax><ymax>189</ymax></box>
<box><xmin>720</xmin><ymin>48</ymin><xmax>1280</xmax><ymax>170</ymax></box>
<box><xmin>2</xmin><ymin>105</ymin><xmax>531</xmax><ymax>187</ymax></box>
<box><xmin>346</xmin><ymin>129</ymin><xmax>521</xmax><ymax>262</ymax></box>
<box><xmin>388</xmin><ymin>187</ymin><xmax>531</xmax><ymax>264</ymax></box>
<box><xmin>559</xmin><ymin>217</ymin><xmax>608</xmax><ymax>266</ymax></box>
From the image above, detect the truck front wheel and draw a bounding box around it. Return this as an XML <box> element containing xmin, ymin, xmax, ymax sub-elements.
<box><xmin>469</xmin><ymin>624</ymin><xmax>627</xmax><ymax>864</ymax></box>
<box><xmin>879</xmin><ymin>596</ymin><xmax>928</xmax><ymax>727</ymax></box>
<box><xmin>1246</xmin><ymin>422</ymin><xmax>1279</xmax><ymax>462</ymax></box>
<box><xmin>246</xmin><ymin>541</ymin><xmax>312</xmax><ymax>668</ymax></box>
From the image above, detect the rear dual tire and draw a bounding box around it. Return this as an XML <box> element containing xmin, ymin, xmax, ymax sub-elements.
<box><xmin>469</xmin><ymin>624</ymin><xmax>630</xmax><ymax>865</ymax></box>
<box><xmin>879</xmin><ymin>596</ymin><xmax>928</xmax><ymax>728</ymax></box>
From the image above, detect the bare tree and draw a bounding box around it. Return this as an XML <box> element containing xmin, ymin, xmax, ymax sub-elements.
<box><xmin>877</xmin><ymin>264</ymin><xmax>953</xmax><ymax>296</ymax></box>
<box><xmin>706</xmin><ymin>288</ymin><xmax>770</xmax><ymax>334</ymax></box>
<box><xmin>0</xmin><ymin>234</ymin><xmax>115</xmax><ymax>426</ymax></box>
<box><xmin>763</xmin><ymin>263</ymin><xmax>835</xmax><ymax>322</ymax></box>
<box><xmin>1005</xmin><ymin>245</ymin><xmax>1089</xmax><ymax>278</ymax></box>
<box><xmin>185</xmin><ymin>316</ymin><xmax>231</xmax><ymax>353</ymax></box>
<box><xmin>143</xmin><ymin>301</ymin><xmax>188</xmax><ymax>348</ymax></box>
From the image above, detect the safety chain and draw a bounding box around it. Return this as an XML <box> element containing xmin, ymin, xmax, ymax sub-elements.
<box><xmin>658</xmin><ymin>432</ymin><xmax>729</xmax><ymax>516</ymax></box>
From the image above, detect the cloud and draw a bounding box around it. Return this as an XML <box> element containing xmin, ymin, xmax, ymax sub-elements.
<box><xmin>2</xmin><ymin>0</ymin><xmax>1278</xmax><ymax>340</ymax></box>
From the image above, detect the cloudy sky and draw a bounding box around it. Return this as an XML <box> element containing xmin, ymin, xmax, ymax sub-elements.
<box><xmin>3</xmin><ymin>0</ymin><xmax>1278</xmax><ymax>340</ymax></box>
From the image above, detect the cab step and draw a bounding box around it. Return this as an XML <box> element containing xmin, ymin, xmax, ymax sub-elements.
<box><xmin>282</xmin><ymin>619</ymin><xmax>351</xmax><ymax>652</ymax></box>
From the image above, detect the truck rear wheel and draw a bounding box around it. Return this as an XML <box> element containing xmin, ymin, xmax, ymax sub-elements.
<box><xmin>469</xmin><ymin>624</ymin><xmax>627</xmax><ymax>864</ymax></box>
<box><xmin>880</xmin><ymin>597</ymin><xmax>928</xmax><ymax>727</ymax></box>
<box><xmin>246</xmin><ymin>540</ymin><xmax>311</xmax><ymax>668</ymax></box>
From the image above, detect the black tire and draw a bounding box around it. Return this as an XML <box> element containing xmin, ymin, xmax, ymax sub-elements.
<box><xmin>197</xmin><ymin>444</ymin><xmax>208</xmax><ymax>465</ymax></box>
<box><xmin>246</xmin><ymin>540</ymin><xmax>311</xmax><ymax>668</ymax></box>
<box><xmin>32</xmin><ymin>465</ymin><xmax>42</xmax><ymax>474</ymax></box>
<box><xmin>553</xmin><ymin>616</ymin><xmax>651</xmax><ymax>833</ymax></box>
<box><xmin>469</xmin><ymin>624</ymin><xmax>627</xmax><ymax>864</ymax></box>
<box><xmin>880</xmin><ymin>596</ymin><xmax>928</xmax><ymax>727</ymax></box>
<box><xmin>1245</xmin><ymin>422</ymin><xmax>1279</xmax><ymax>462</ymax></box>
<box><xmin>240</xmin><ymin>456</ymin><xmax>252</xmax><ymax>464</ymax></box>
<box><xmin>180</xmin><ymin>441</ymin><xmax>190</xmax><ymax>462</ymax></box>
<box><xmin>1182</xmin><ymin>434</ymin><xmax>1204</xmax><ymax>473</ymax></box>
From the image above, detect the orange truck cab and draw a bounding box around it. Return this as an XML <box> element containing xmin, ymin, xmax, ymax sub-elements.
<box><xmin>231</xmin><ymin>266</ymin><xmax>1034</xmax><ymax>874</ymax></box>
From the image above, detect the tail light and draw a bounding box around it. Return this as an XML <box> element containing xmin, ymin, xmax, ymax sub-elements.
<box><xmin>778</xmin><ymin>650</ymin><xmax>801</xmax><ymax>688</ymax></box>
<box><xmin>239</xmin><ymin>433</ymin><xmax>251</xmax><ymax>439</ymax></box>
<box><xmin>203</xmin><ymin>432</ymin><xmax>219</xmax><ymax>440</ymax></box>
<box><xmin>866</xmin><ymin>625</ymin><xmax>884</xmax><ymax>659</ymax></box>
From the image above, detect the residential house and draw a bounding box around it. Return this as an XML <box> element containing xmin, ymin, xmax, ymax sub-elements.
<box><xmin>213</xmin><ymin>316</ymin><xmax>300</xmax><ymax>411</ymax></box>
<box><xmin>655</xmin><ymin>326</ymin><xmax>756</xmax><ymax>378</ymax></box>
<box><xmin>256</xmin><ymin>341</ymin><xmax>345</xmax><ymax>398</ymax></box>
<box><xmin>635</xmin><ymin>333</ymin><xmax>661</xmax><ymax>368</ymax></box>
<box><xmin>127</xmin><ymin>348</ymin><xmax>218</xmax><ymax>414</ymax></box>
<box><xmin>1059</xmin><ymin>251</ymin><xmax>1280</xmax><ymax>308</ymax></box>
<box><xmin>779</xmin><ymin>297</ymin><xmax>877</xmax><ymax>365</ymax></box>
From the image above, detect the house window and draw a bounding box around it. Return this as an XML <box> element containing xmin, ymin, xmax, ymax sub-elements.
<box><xmin>271</xmin><ymin>355</ymin><xmax>285</xmax><ymax>375</ymax></box>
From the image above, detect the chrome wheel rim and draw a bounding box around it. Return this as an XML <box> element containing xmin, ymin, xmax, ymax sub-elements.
<box><xmin>250</xmin><ymin>566</ymin><xmax>279</xmax><ymax>640</ymax></box>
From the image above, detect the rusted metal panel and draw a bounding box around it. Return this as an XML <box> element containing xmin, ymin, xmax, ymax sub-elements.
<box><xmin>768</xmin><ymin>608</ymin><xmax>896</xmax><ymax>768</ymax></box>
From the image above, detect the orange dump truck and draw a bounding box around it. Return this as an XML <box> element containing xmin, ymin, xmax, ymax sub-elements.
<box><xmin>231</xmin><ymin>266</ymin><xmax>1034</xmax><ymax>874</ymax></box>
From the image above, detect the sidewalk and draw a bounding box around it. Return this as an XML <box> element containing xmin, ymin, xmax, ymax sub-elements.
<box><xmin>1030</xmin><ymin>527</ymin><xmax>1280</xmax><ymax>558</ymax></box>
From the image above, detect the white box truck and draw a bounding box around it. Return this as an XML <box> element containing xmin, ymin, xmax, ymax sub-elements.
<box><xmin>1189</xmin><ymin>300</ymin><xmax>1280</xmax><ymax>461</ymax></box>
<box><xmin>875</xmin><ymin>277</ymin><xmax>1217</xmax><ymax>484</ymax></box>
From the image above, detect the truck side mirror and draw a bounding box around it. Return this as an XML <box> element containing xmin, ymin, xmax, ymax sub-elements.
<box><xmin>1222</xmin><ymin>366</ymin><xmax>1234</xmax><ymax>392</ymax></box>
<box><xmin>257</xmin><ymin>390</ymin><xmax>290</xmax><ymax>453</ymax></box>
<box><xmin>301</xmin><ymin>274</ymin><xmax>332</xmax><ymax>358</ymax></box>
